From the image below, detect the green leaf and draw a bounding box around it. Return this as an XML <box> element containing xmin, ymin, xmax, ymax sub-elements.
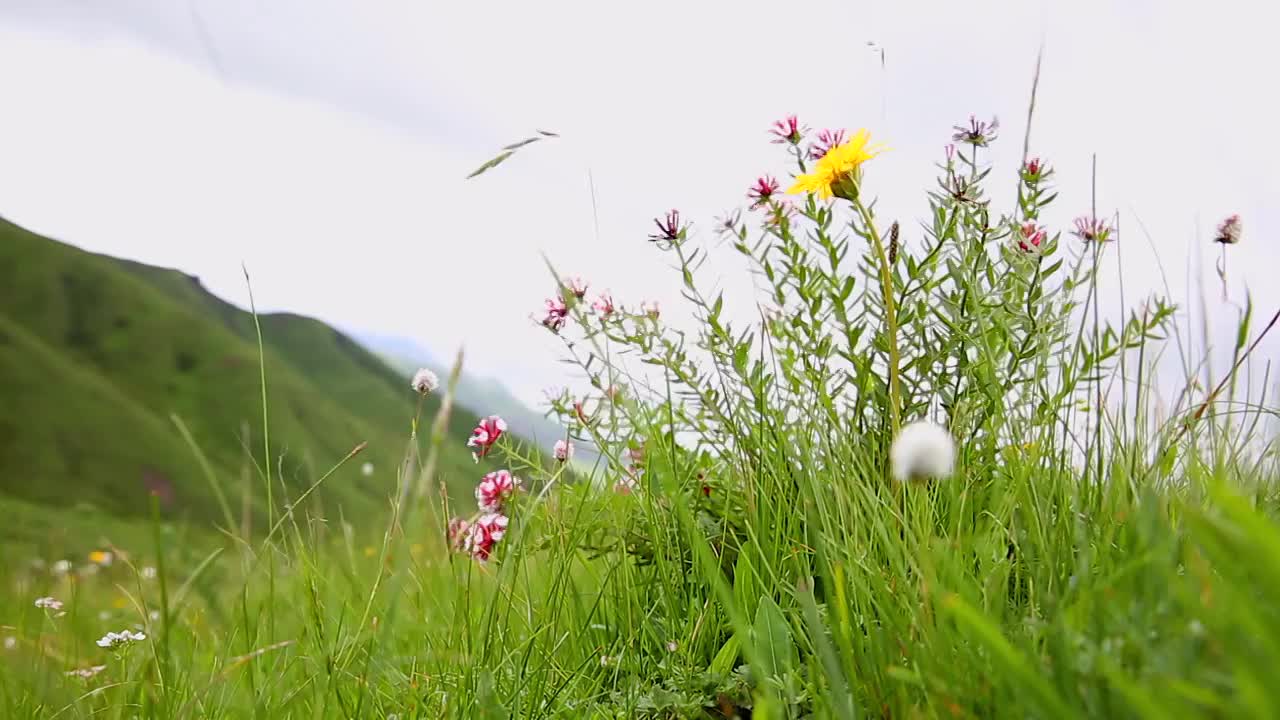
<box><xmin>751</xmin><ymin>596</ymin><xmax>796</xmax><ymax>679</ymax></box>
<box><xmin>711</xmin><ymin>633</ymin><xmax>741</xmax><ymax>676</ymax></box>
<box><xmin>465</xmin><ymin>150</ymin><xmax>515</xmax><ymax>179</ymax></box>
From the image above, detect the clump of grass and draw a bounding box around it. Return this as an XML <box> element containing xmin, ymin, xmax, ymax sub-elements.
<box><xmin>0</xmin><ymin>109</ymin><xmax>1275</xmax><ymax>720</ymax></box>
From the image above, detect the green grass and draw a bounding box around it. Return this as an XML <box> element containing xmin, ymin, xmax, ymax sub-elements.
<box><xmin>1</xmin><ymin>120</ymin><xmax>1279</xmax><ymax>719</ymax></box>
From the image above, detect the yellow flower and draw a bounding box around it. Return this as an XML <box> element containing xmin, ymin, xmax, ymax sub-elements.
<box><xmin>88</xmin><ymin>551</ymin><xmax>113</xmax><ymax>566</ymax></box>
<box><xmin>363</xmin><ymin>546</ymin><xmax>376</xmax><ymax>558</ymax></box>
<box><xmin>786</xmin><ymin>129</ymin><xmax>886</xmax><ymax>200</ymax></box>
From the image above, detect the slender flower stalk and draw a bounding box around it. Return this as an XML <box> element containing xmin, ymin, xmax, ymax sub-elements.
<box><xmin>851</xmin><ymin>196</ymin><xmax>902</xmax><ymax>434</ymax></box>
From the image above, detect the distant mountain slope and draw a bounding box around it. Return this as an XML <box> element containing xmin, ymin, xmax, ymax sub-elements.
<box><xmin>358</xmin><ymin>332</ymin><xmax>571</xmax><ymax>450</ymax></box>
<box><xmin>0</xmin><ymin>217</ymin><xmax>483</xmax><ymax>528</ymax></box>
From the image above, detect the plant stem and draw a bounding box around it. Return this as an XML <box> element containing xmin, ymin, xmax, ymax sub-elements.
<box><xmin>852</xmin><ymin>196</ymin><xmax>902</xmax><ymax>434</ymax></box>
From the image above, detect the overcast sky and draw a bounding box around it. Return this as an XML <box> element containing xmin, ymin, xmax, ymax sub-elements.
<box><xmin>0</xmin><ymin>0</ymin><xmax>1276</xmax><ymax>412</ymax></box>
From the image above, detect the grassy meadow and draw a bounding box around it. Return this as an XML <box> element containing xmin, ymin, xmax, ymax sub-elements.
<box><xmin>1</xmin><ymin>115</ymin><xmax>1278</xmax><ymax>720</ymax></box>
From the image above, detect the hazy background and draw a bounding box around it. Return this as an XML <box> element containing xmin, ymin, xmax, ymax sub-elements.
<box><xmin>0</xmin><ymin>0</ymin><xmax>1275</xmax><ymax>411</ymax></box>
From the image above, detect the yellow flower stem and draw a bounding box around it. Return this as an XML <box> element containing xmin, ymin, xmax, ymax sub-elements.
<box><xmin>851</xmin><ymin>196</ymin><xmax>902</xmax><ymax>435</ymax></box>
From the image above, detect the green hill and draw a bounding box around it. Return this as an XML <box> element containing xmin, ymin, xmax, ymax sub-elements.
<box><xmin>0</xmin><ymin>217</ymin><xmax>483</xmax><ymax>534</ymax></box>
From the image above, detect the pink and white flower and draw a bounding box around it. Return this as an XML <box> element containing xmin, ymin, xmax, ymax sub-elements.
<box><xmin>463</xmin><ymin>512</ymin><xmax>510</xmax><ymax>562</ymax></box>
<box><xmin>553</xmin><ymin>439</ymin><xmax>574</xmax><ymax>462</ymax></box>
<box><xmin>34</xmin><ymin>596</ymin><xmax>63</xmax><ymax>611</ymax></box>
<box><xmin>768</xmin><ymin>114</ymin><xmax>806</xmax><ymax>145</ymax></box>
<box><xmin>564</xmin><ymin>276</ymin><xmax>588</xmax><ymax>299</ymax></box>
<box><xmin>952</xmin><ymin>115</ymin><xmax>999</xmax><ymax>147</ymax></box>
<box><xmin>1022</xmin><ymin>157</ymin><xmax>1047</xmax><ymax>183</ymax></box>
<box><xmin>468</xmin><ymin>415</ymin><xmax>507</xmax><ymax>460</ymax></box>
<box><xmin>540</xmin><ymin>296</ymin><xmax>569</xmax><ymax>333</ymax></box>
<box><xmin>1017</xmin><ymin>222</ymin><xmax>1046</xmax><ymax>253</ymax></box>
<box><xmin>747</xmin><ymin>175</ymin><xmax>780</xmax><ymax>208</ymax></box>
<box><xmin>447</xmin><ymin>517</ymin><xmax>470</xmax><ymax>549</ymax></box>
<box><xmin>649</xmin><ymin>209</ymin><xmax>686</xmax><ymax>244</ymax></box>
<box><xmin>593</xmin><ymin>292</ymin><xmax>616</xmax><ymax>318</ymax></box>
<box><xmin>1214</xmin><ymin>214</ymin><xmax>1242</xmax><ymax>245</ymax></box>
<box><xmin>1072</xmin><ymin>215</ymin><xmax>1114</xmax><ymax>243</ymax></box>
<box><xmin>475</xmin><ymin>469</ymin><xmax>521</xmax><ymax>512</ymax></box>
<box><xmin>808</xmin><ymin>128</ymin><xmax>847</xmax><ymax>160</ymax></box>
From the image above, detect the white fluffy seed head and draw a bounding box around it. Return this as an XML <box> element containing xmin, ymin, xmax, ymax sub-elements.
<box><xmin>890</xmin><ymin>420</ymin><xmax>956</xmax><ymax>482</ymax></box>
<box><xmin>410</xmin><ymin>368</ymin><xmax>440</xmax><ymax>395</ymax></box>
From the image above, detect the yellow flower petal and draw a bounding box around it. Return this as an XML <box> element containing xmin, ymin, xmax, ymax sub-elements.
<box><xmin>785</xmin><ymin>128</ymin><xmax>884</xmax><ymax>200</ymax></box>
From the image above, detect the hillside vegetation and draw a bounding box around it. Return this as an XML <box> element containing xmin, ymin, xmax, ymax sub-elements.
<box><xmin>0</xmin><ymin>217</ymin><xmax>487</xmax><ymax>533</ymax></box>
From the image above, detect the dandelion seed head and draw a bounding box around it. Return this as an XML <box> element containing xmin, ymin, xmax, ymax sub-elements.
<box><xmin>890</xmin><ymin>420</ymin><xmax>956</xmax><ymax>482</ymax></box>
<box><xmin>410</xmin><ymin>368</ymin><xmax>440</xmax><ymax>395</ymax></box>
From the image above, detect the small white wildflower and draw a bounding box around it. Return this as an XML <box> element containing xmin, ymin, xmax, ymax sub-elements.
<box><xmin>65</xmin><ymin>664</ymin><xmax>106</xmax><ymax>679</ymax></box>
<box><xmin>96</xmin><ymin>629</ymin><xmax>146</xmax><ymax>649</ymax></box>
<box><xmin>140</xmin><ymin>566</ymin><xmax>157</xmax><ymax>580</ymax></box>
<box><xmin>34</xmin><ymin>596</ymin><xmax>63</xmax><ymax>611</ymax></box>
<box><xmin>51</xmin><ymin>560</ymin><xmax>72</xmax><ymax>574</ymax></box>
<box><xmin>3</xmin><ymin>637</ymin><xmax>15</xmax><ymax>650</ymax></box>
<box><xmin>665</xmin><ymin>640</ymin><xmax>679</xmax><ymax>653</ymax></box>
<box><xmin>148</xmin><ymin>610</ymin><xmax>161</xmax><ymax>622</ymax></box>
<box><xmin>410</xmin><ymin>368</ymin><xmax>440</xmax><ymax>395</ymax></box>
<box><xmin>890</xmin><ymin>420</ymin><xmax>956</xmax><ymax>482</ymax></box>
<box><xmin>97</xmin><ymin>611</ymin><xmax>111</xmax><ymax>621</ymax></box>
<box><xmin>361</xmin><ymin>462</ymin><xmax>375</xmax><ymax>477</ymax></box>
<box><xmin>600</xmin><ymin>655</ymin><xmax>611</xmax><ymax>667</ymax></box>
<box><xmin>1189</xmin><ymin>619</ymin><xmax>1205</xmax><ymax>637</ymax></box>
